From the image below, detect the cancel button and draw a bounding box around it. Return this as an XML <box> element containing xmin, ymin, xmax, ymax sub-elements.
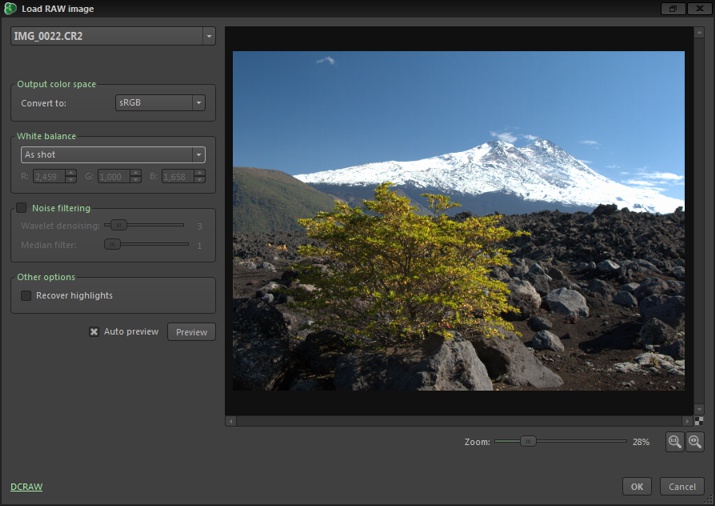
<box><xmin>661</xmin><ymin>478</ymin><xmax>704</xmax><ymax>496</ymax></box>
<box><xmin>167</xmin><ymin>323</ymin><xmax>215</xmax><ymax>341</ymax></box>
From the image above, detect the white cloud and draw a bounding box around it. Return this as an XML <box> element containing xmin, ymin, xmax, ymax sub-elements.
<box><xmin>625</xmin><ymin>179</ymin><xmax>658</xmax><ymax>187</ymax></box>
<box><xmin>623</xmin><ymin>179</ymin><xmax>666</xmax><ymax>193</ymax></box>
<box><xmin>579</xmin><ymin>140</ymin><xmax>599</xmax><ymax>146</ymax></box>
<box><xmin>606</xmin><ymin>164</ymin><xmax>621</xmax><ymax>169</ymax></box>
<box><xmin>619</xmin><ymin>168</ymin><xmax>684</xmax><ymax>193</ymax></box>
<box><xmin>521</xmin><ymin>134</ymin><xmax>539</xmax><ymax>141</ymax></box>
<box><xmin>316</xmin><ymin>56</ymin><xmax>336</xmax><ymax>65</ymax></box>
<box><xmin>628</xmin><ymin>170</ymin><xmax>683</xmax><ymax>182</ymax></box>
<box><xmin>639</xmin><ymin>171</ymin><xmax>684</xmax><ymax>182</ymax></box>
<box><xmin>489</xmin><ymin>131</ymin><xmax>517</xmax><ymax>143</ymax></box>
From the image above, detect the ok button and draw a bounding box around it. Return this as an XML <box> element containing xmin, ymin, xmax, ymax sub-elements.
<box><xmin>623</xmin><ymin>478</ymin><xmax>652</xmax><ymax>496</ymax></box>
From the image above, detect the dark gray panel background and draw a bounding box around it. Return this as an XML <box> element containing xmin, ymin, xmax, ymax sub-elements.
<box><xmin>2</xmin><ymin>15</ymin><xmax>713</xmax><ymax>505</ymax></box>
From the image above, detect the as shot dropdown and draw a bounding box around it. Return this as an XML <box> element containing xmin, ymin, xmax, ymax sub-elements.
<box><xmin>24</xmin><ymin>146</ymin><xmax>207</xmax><ymax>164</ymax></box>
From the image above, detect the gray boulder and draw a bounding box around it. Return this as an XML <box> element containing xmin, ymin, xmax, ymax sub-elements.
<box><xmin>526</xmin><ymin>274</ymin><xmax>551</xmax><ymax>297</ymax></box>
<box><xmin>576</xmin><ymin>261</ymin><xmax>597</xmax><ymax>272</ymax></box>
<box><xmin>470</xmin><ymin>328</ymin><xmax>564</xmax><ymax>388</ymax></box>
<box><xmin>660</xmin><ymin>339</ymin><xmax>685</xmax><ymax>360</ymax></box>
<box><xmin>508</xmin><ymin>260</ymin><xmax>529</xmax><ymax>278</ymax></box>
<box><xmin>638</xmin><ymin>318</ymin><xmax>676</xmax><ymax>347</ymax></box>
<box><xmin>588</xmin><ymin>279</ymin><xmax>616</xmax><ymax>297</ymax></box>
<box><xmin>334</xmin><ymin>336</ymin><xmax>492</xmax><ymax>391</ymax></box>
<box><xmin>297</xmin><ymin>330</ymin><xmax>353</xmax><ymax>375</ymax></box>
<box><xmin>531</xmin><ymin>330</ymin><xmax>565</xmax><ymax>352</ymax></box>
<box><xmin>671</xmin><ymin>266</ymin><xmax>686</xmax><ymax>281</ymax></box>
<box><xmin>639</xmin><ymin>294</ymin><xmax>685</xmax><ymax>329</ymax></box>
<box><xmin>546</xmin><ymin>288</ymin><xmax>590</xmax><ymax>317</ymax></box>
<box><xmin>527</xmin><ymin>316</ymin><xmax>553</xmax><ymax>331</ymax></box>
<box><xmin>233</xmin><ymin>333</ymin><xmax>290</xmax><ymax>390</ymax></box>
<box><xmin>613</xmin><ymin>291</ymin><xmax>638</xmax><ymax>308</ymax></box>
<box><xmin>635</xmin><ymin>352</ymin><xmax>684</xmax><ymax>376</ymax></box>
<box><xmin>636</xmin><ymin>259</ymin><xmax>661</xmax><ymax>273</ymax></box>
<box><xmin>548</xmin><ymin>266</ymin><xmax>566</xmax><ymax>280</ymax></box>
<box><xmin>232</xmin><ymin>298</ymin><xmax>292</xmax><ymax>390</ymax></box>
<box><xmin>233</xmin><ymin>298</ymin><xmax>289</xmax><ymax>338</ymax></box>
<box><xmin>633</xmin><ymin>277</ymin><xmax>670</xmax><ymax>300</ymax></box>
<box><xmin>613</xmin><ymin>362</ymin><xmax>641</xmax><ymax>373</ymax></box>
<box><xmin>259</xmin><ymin>261</ymin><xmax>276</xmax><ymax>272</ymax></box>
<box><xmin>618</xmin><ymin>282</ymin><xmax>641</xmax><ymax>293</ymax></box>
<box><xmin>667</xmin><ymin>280</ymin><xmax>685</xmax><ymax>293</ymax></box>
<box><xmin>528</xmin><ymin>263</ymin><xmax>547</xmax><ymax>276</ymax></box>
<box><xmin>490</xmin><ymin>267</ymin><xmax>511</xmax><ymax>282</ymax></box>
<box><xmin>256</xmin><ymin>281</ymin><xmax>282</xmax><ymax>297</ymax></box>
<box><xmin>592</xmin><ymin>203</ymin><xmax>617</xmax><ymax>216</ymax></box>
<box><xmin>598</xmin><ymin>260</ymin><xmax>620</xmax><ymax>273</ymax></box>
<box><xmin>505</xmin><ymin>279</ymin><xmax>542</xmax><ymax>321</ymax></box>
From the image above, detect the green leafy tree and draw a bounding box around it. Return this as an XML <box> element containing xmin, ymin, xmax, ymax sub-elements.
<box><xmin>294</xmin><ymin>182</ymin><xmax>524</xmax><ymax>348</ymax></box>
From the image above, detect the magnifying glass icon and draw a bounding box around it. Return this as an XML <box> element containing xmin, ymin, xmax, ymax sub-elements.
<box><xmin>689</xmin><ymin>435</ymin><xmax>702</xmax><ymax>449</ymax></box>
<box><xmin>668</xmin><ymin>435</ymin><xmax>682</xmax><ymax>449</ymax></box>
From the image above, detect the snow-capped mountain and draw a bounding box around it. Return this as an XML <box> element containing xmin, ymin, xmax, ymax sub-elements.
<box><xmin>294</xmin><ymin>139</ymin><xmax>684</xmax><ymax>214</ymax></box>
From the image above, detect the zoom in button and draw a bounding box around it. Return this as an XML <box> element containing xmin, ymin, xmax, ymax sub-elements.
<box><xmin>666</xmin><ymin>432</ymin><xmax>684</xmax><ymax>452</ymax></box>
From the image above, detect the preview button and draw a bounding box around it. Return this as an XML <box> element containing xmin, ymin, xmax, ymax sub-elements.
<box><xmin>167</xmin><ymin>323</ymin><xmax>215</xmax><ymax>341</ymax></box>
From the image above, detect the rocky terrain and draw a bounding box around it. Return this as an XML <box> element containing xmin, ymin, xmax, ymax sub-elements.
<box><xmin>232</xmin><ymin>205</ymin><xmax>686</xmax><ymax>391</ymax></box>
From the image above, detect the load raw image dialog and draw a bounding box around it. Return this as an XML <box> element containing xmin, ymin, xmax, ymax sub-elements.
<box><xmin>231</xmin><ymin>139</ymin><xmax>686</xmax><ymax>392</ymax></box>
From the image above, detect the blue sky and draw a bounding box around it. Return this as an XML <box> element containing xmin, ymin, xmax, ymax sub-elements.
<box><xmin>233</xmin><ymin>51</ymin><xmax>685</xmax><ymax>200</ymax></box>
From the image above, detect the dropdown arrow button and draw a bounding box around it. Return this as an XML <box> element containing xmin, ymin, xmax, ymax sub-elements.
<box><xmin>203</xmin><ymin>27</ymin><xmax>216</xmax><ymax>45</ymax></box>
<box><xmin>192</xmin><ymin>95</ymin><xmax>206</xmax><ymax>111</ymax></box>
<box><xmin>193</xmin><ymin>147</ymin><xmax>206</xmax><ymax>163</ymax></box>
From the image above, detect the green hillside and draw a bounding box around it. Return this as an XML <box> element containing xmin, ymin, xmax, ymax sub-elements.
<box><xmin>232</xmin><ymin>167</ymin><xmax>337</xmax><ymax>233</ymax></box>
